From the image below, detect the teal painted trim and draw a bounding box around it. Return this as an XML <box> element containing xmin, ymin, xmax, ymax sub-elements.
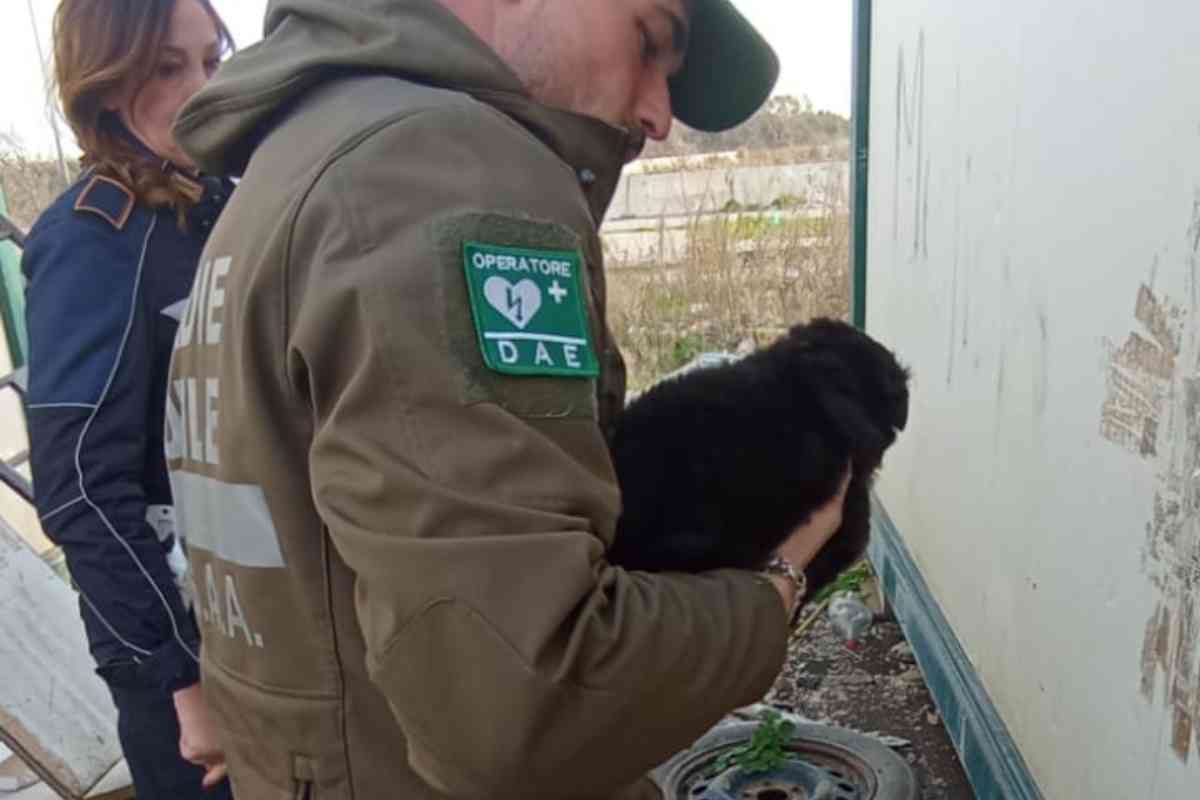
<box><xmin>849</xmin><ymin>0</ymin><xmax>872</xmax><ymax>329</ymax></box>
<box><xmin>868</xmin><ymin>496</ymin><xmax>1044</xmax><ymax>800</ymax></box>
<box><xmin>0</xmin><ymin>188</ymin><xmax>27</xmax><ymax>370</ymax></box>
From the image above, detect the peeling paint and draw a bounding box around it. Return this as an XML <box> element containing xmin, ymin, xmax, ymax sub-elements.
<box><xmin>1100</xmin><ymin>286</ymin><xmax>1181</xmax><ymax>458</ymax></box>
<box><xmin>1170</xmin><ymin>594</ymin><xmax>1197</xmax><ymax>759</ymax></box>
<box><xmin>1143</xmin><ymin>364</ymin><xmax>1200</xmax><ymax>761</ymax></box>
<box><xmin>1138</xmin><ymin>285</ymin><xmax>1183</xmax><ymax>358</ymax></box>
<box><xmin>1141</xmin><ymin>601</ymin><xmax>1170</xmax><ymax>701</ymax></box>
<box><xmin>1117</xmin><ymin>247</ymin><xmax>1200</xmax><ymax>764</ymax></box>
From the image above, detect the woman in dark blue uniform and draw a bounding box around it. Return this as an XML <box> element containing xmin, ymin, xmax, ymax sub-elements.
<box><xmin>22</xmin><ymin>0</ymin><xmax>235</xmax><ymax>796</ymax></box>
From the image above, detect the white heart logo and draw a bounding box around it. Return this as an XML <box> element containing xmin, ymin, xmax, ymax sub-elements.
<box><xmin>484</xmin><ymin>277</ymin><xmax>542</xmax><ymax>329</ymax></box>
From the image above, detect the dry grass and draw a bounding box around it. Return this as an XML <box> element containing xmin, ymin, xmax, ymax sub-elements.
<box><xmin>0</xmin><ymin>153</ymin><xmax>851</xmax><ymax>396</ymax></box>
<box><xmin>606</xmin><ymin>171</ymin><xmax>850</xmax><ymax>392</ymax></box>
<box><xmin>633</xmin><ymin>143</ymin><xmax>851</xmax><ymax>175</ymax></box>
<box><xmin>0</xmin><ymin>153</ymin><xmax>76</xmax><ymax>230</ymax></box>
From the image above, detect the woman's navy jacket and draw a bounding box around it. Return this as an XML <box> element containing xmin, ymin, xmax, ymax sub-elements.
<box><xmin>22</xmin><ymin>170</ymin><xmax>231</xmax><ymax>691</ymax></box>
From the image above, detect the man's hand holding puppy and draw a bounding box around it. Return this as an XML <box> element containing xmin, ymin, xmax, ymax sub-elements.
<box><xmin>766</xmin><ymin>465</ymin><xmax>853</xmax><ymax>621</ymax></box>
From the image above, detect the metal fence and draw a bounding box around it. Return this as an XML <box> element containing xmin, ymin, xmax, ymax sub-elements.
<box><xmin>0</xmin><ymin>199</ymin><xmax>32</xmax><ymax>505</ymax></box>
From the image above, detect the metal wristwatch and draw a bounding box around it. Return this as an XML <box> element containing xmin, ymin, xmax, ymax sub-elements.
<box><xmin>764</xmin><ymin>555</ymin><xmax>807</xmax><ymax>628</ymax></box>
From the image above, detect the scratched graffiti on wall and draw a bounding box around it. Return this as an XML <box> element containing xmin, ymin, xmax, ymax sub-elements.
<box><xmin>892</xmin><ymin>29</ymin><xmax>930</xmax><ymax>261</ymax></box>
<box><xmin>1107</xmin><ymin>204</ymin><xmax>1200</xmax><ymax>762</ymax></box>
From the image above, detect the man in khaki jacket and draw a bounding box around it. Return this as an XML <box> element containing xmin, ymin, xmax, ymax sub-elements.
<box><xmin>167</xmin><ymin>0</ymin><xmax>849</xmax><ymax>797</ymax></box>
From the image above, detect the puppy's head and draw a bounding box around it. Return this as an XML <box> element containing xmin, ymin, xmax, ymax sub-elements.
<box><xmin>784</xmin><ymin>318</ymin><xmax>910</xmax><ymax>448</ymax></box>
<box><xmin>779</xmin><ymin>320</ymin><xmax>910</xmax><ymax>594</ymax></box>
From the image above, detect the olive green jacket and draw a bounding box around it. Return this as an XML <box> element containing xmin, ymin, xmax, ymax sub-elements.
<box><xmin>168</xmin><ymin>1</ymin><xmax>786</xmax><ymax>797</ymax></box>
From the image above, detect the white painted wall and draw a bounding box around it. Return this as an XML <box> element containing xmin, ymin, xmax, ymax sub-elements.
<box><xmin>867</xmin><ymin>2</ymin><xmax>1200</xmax><ymax>798</ymax></box>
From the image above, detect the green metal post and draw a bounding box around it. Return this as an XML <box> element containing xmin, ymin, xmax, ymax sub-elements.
<box><xmin>849</xmin><ymin>0</ymin><xmax>872</xmax><ymax>329</ymax></box>
<box><xmin>0</xmin><ymin>188</ymin><xmax>27</xmax><ymax>370</ymax></box>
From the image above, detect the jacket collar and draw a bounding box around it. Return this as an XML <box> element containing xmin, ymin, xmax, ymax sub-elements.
<box><xmin>109</xmin><ymin>116</ymin><xmax>229</xmax><ymax>229</ymax></box>
<box><xmin>474</xmin><ymin>90</ymin><xmax>630</xmax><ymax>223</ymax></box>
<box><xmin>176</xmin><ymin>0</ymin><xmax>630</xmax><ymax>220</ymax></box>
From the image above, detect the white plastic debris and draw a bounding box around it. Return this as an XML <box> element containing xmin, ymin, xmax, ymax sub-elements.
<box><xmin>827</xmin><ymin>591</ymin><xmax>874</xmax><ymax>649</ymax></box>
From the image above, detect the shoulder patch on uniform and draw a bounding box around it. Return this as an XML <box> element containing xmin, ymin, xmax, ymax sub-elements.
<box><xmin>462</xmin><ymin>241</ymin><xmax>599</xmax><ymax>378</ymax></box>
<box><xmin>73</xmin><ymin>174</ymin><xmax>135</xmax><ymax>230</ymax></box>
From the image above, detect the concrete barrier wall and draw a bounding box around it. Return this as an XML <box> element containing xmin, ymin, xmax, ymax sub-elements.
<box><xmin>607</xmin><ymin>161</ymin><xmax>849</xmax><ymax>220</ymax></box>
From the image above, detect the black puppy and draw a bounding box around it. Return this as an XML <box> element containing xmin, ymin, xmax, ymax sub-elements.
<box><xmin>606</xmin><ymin>318</ymin><xmax>909</xmax><ymax>598</ymax></box>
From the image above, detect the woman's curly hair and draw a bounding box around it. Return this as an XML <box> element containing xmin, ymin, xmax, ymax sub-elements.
<box><xmin>52</xmin><ymin>0</ymin><xmax>233</xmax><ymax>213</ymax></box>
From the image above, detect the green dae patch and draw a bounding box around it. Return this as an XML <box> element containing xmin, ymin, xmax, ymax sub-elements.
<box><xmin>462</xmin><ymin>241</ymin><xmax>598</xmax><ymax>377</ymax></box>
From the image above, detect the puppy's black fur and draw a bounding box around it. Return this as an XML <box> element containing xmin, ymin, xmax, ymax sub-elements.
<box><xmin>606</xmin><ymin>318</ymin><xmax>909</xmax><ymax>597</ymax></box>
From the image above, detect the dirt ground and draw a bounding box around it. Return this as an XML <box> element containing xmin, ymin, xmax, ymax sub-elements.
<box><xmin>764</xmin><ymin>598</ymin><xmax>977</xmax><ymax>799</ymax></box>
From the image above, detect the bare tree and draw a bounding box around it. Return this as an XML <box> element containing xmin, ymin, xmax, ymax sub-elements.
<box><xmin>25</xmin><ymin>0</ymin><xmax>71</xmax><ymax>189</ymax></box>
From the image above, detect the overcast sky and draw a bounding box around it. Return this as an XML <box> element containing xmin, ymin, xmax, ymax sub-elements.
<box><xmin>1</xmin><ymin>0</ymin><xmax>851</xmax><ymax>158</ymax></box>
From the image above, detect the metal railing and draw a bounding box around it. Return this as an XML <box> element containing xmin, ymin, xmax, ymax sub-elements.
<box><xmin>0</xmin><ymin>211</ymin><xmax>27</xmax><ymax>249</ymax></box>
<box><xmin>0</xmin><ymin>210</ymin><xmax>32</xmax><ymax>504</ymax></box>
